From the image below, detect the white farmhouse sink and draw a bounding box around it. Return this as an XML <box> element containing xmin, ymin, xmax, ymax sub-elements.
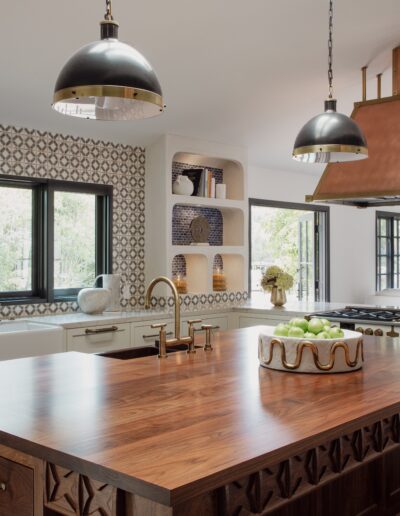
<box><xmin>0</xmin><ymin>319</ymin><xmax>64</xmax><ymax>361</ymax></box>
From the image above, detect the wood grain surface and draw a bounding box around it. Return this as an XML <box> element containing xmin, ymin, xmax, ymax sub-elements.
<box><xmin>0</xmin><ymin>327</ymin><xmax>399</xmax><ymax>507</ymax></box>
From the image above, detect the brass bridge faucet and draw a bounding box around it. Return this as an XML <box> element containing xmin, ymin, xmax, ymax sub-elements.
<box><xmin>144</xmin><ymin>276</ymin><xmax>202</xmax><ymax>358</ymax></box>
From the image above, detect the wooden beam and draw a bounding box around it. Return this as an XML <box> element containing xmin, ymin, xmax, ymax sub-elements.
<box><xmin>393</xmin><ymin>46</ymin><xmax>400</xmax><ymax>95</ymax></box>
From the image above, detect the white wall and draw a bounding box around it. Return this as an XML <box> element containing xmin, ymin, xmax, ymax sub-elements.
<box><xmin>248</xmin><ymin>165</ymin><xmax>400</xmax><ymax>304</ymax></box>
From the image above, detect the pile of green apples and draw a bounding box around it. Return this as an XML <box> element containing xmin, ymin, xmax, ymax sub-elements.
<box><xmin>273</xmin><ymin>317</ymin><xmax>345</xmax><ymax>340</ymax></box>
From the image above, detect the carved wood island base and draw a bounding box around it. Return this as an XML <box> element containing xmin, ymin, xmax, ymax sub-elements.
<box><xmin>1</xmin><ymin>327</ymin><xmax>400</xmax><ymax>515</ymax></box>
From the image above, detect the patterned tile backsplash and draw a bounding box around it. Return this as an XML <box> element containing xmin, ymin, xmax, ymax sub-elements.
<box><xmin>0</xmin><ymin>126</ymin><xmax>247</xmax><ymax>318</ymax></box>
<box><xmin>0</xmin><ymin>125</ymin><xmax>145</xmax><ymax>318</ymax></box>
<box><xmin>172</xmin><ymin>254</ymin><xmax>187</xmax><ymax>277</ymax></box>
<box><xmin>172</xmin><ymin>205</ymin><xmax>223</xmax><ymax>246</ymax></box>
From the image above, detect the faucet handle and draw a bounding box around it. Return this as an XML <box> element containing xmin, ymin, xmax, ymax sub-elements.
<box><xmin>151</xmin><ymin>322</ymin><xmax>168</xmax><ymax>329</ymax></box>
<box><xmin>201</xmin><ymin>324</ymin><xmax>214</xmax><ymax>351</ymax></box>
<box><xmin>187</xmin><ymin>319</ymin><xmax>202</xmax><ymax>354</ymax></box>
<box><xmin>151</xmin><ymin>323</ymin><xmax>168</xmax><ymax>358</ymax></box>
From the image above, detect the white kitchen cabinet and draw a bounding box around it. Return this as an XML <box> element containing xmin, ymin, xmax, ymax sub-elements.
<box><xmin>66</xmin><ymin>323</ymin><xmax>130</xmax><ymax>353</ymax></box>
<box><xmin>181</xmin><ymin>314</ymin><xmax>229</xmax><ymax>334</ymax></box>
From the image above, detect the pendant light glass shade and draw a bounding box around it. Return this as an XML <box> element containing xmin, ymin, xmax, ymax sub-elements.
<box><xmin>292</xmin><ymin>0</ymin><xmax>367</xmax><ymax>163</ymax></box>
<box><xmin>292</xmin><ymin>99</ymin><xmax>368</xmax><ymax>163</ymax></box>
<box><xmin>52</xmin><ymin>7</ymin><xmax>164</xmax><ymax>121</ymax></box>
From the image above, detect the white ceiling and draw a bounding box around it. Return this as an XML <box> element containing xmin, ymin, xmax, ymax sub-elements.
<box><xmin>1</xmin><ymin>0</ymin><xmax>399</xmax><ymax>174</ymax></box>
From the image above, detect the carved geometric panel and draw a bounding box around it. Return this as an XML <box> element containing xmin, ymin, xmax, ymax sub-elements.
<box><xmin>45</xmin><ymin>462</ymin><xmax>119</xmax><ymax>516</ymax></box>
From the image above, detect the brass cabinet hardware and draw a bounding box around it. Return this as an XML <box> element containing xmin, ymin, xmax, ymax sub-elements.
<box><xmin>364</xmin><ymin>328</ymin><xmax>374</xmax><ymax>336</ymax></box>
<box><xmin>142</xmin><ymin>332</ymin><xmax>173</xmax><ymax>339</ymax></box>
<box><xmin>0</xmin><ymin>482</ymin><xmax>6</xmax><ymax>491</ymax></box>
<box><xmin>374</xmin><ymin>329</ymin><xmax>383</xmax><ymax>336</ymax></box>
<box><xmin>85</xmin><ymin>326</ymin><xmax>119</xmax><ymax>335</ymax></box>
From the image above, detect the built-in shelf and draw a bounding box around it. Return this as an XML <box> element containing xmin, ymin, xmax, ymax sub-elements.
<box><xmin>171</xmin><ymin>194</ymin><xmax>244</xmax><ymax>210</ymax></box>
<box><xmin>146</xmin><ymin>135</ymin><xmax>248</xmax><ymax>295</ymax></box>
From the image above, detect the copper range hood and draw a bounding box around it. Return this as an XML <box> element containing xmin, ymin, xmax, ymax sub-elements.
<box><xmin>306</xmin><ymin>47</ymin><xmax>400</xmax><ymax>208</ymax></box>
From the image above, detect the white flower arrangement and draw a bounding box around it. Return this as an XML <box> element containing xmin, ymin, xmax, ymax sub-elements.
<box><xmin>261</xmin><ymin>265</ymin><xmax>294</xmax><ymax>292</ymax></box>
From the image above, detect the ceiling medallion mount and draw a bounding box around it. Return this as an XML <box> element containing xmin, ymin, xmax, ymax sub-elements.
<box><xmin>52</xmin><ymin>0</ymin><xmax>165</xmax><ymax>121</ymax></box>
<box><xmin>292</xmin><ymin>0</ymin><xmax>368</xmax><ymax>163</ymax></box>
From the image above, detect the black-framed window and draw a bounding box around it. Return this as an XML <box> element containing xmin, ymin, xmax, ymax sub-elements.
<box><xmin>0</xmin><ymin>175</ymin><xmax>112</xmax><ymax>304</ymax></box>
<box><xmin>249</xmin><ymin>199</ymin><xmax>330</xmax><ymax>302</ymax></box>
<box><xmin>376</xmin><ymin>211</ymin><xmax>400</xmax><ymax>291</ymax></box>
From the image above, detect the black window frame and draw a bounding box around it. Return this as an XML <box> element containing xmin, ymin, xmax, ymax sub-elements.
<box><xmin>249</xmin><ymin>198</ymin><xmax>330</xmax><ymax>302</ymax></box>
<box><xmin>376</xmin><ymin>211</ymin><xmax>400</xmax><ymax>291</ymax></box>
<box><xmin>0</xmin><ymin>174</ymin><xmax>112</xmax><ymax>305</ymax></box>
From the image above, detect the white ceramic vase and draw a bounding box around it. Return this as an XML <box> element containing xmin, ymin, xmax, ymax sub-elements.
<box><xmin>77</xmin><ymin>288</ymin><xmax>111</xmax><ymax>314</ymax></box>
<box><xmin>172</xmin><ymin>175</ymin><xmax>194</xmax><ymax>196</ymax></box>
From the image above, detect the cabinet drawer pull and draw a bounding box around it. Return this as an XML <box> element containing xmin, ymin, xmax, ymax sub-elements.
<box><xmin>85</xmin><ymin>326</ymin><xmax>119</xmax><ymax>335</ymax></box>
<box><xmin>0</xmin><ymin>482</ymin><xmax>6</xmax><ymax>491</ymax></box>
<box><xmin>142</xmin><ymin>332</ymin><xmax>173</xmax><ymax>339</ymax></box>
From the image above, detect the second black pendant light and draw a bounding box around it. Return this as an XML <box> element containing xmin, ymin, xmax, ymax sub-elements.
<box><xmin>292</xmin><ymin>0</ymin><xmax>368</xmax><ymax>163</ymax></box>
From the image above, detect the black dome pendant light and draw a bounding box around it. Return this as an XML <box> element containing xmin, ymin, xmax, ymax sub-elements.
<box><xmin>52</xmin><ymin>0</ymin><xmax>164</xmax><ymax>121</ymax></box>
<box><xmin>292</xmin><ymin>0</ymin><xmax>368</xmax><ymax>163</ymax></box>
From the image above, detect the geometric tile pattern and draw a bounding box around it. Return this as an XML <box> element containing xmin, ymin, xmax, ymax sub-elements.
<box><xmin>0</xmin><ymin>124</ymin><xmax>145</xmax><ymax>317</ymax></box>
<box><xmin>213</xmin><ymin>254</ymin><xmax>224</xmax><ymax>271</ymax></box>
<box><xmin>172</xmin><ymin>205</ymin><xmax>223</xmax><ymax>246</ymax></box>
<box><xmin>150</xmin><ymin>290</ymin><xmax>249</xmax><ymax>311</ymax></box>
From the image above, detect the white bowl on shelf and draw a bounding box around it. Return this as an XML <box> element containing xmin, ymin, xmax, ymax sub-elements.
<box><xmin>258</xmin><ymin>327</ymin><xmax>363</xmax><ymax>374</ymax></box>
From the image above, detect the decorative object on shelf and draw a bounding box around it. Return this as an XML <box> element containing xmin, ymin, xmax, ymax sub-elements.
<box><xmin>172</xmin><ymin>175</ymin><xmax>194</xmax><ymax>196</ymax></box>
<box><xmin>258</xmin><ymin>329</ymin><xmax>364</xmax><ymax>373</ymax></box>
<box><xmin>77</xmin><ymin>288</ymin><xmax>111</xmax><ymax>314</ymax></box>
<box><xmin>213</xmin><ymin>268</ymin><xmax>227</xmax><ymax>292</ymax></box>
<box><xmin>172</xmin><ymin>274</ymin><xmax>188</xmax><ymax>294</ymax></box>
<box><xmin>52</xmin><ymin>0</ymin><xmax>164</xmax><ymax>120</ymax></box>
<box><xmin>190</xmin><ymin>215</ymin><xmax>210</xmax><ymax>245</ymax></box>
<box><xmin>261</xmin><ymin>265</ymin><xmax>294</xmax><ymax>307</ymax></box>
<box><xmin>180</xmin><ymin>169</ymin><xmax>203</xmax><ymax>196</ymax></box>
<box><xmin>216</xmin><ymin>183</ymin><xmax>227</xmax><ymax>199</ymax></box>
<box><xmin>292</xmin><ymin>0</ymin><xmax>367</xmax><ymax>163</ymax></box>
<box><xmin>94</xmin><ymin>274</ymin><xmax>121</xmax><ymax>311</ymax></box>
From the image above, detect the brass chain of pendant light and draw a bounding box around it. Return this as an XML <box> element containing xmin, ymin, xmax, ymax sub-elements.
<box><xmin>105</xmin><ymin>0</ymin><xmax>113</xmax><ymax>21</ymax></box>
<box><xmin>328</xmin><ymin>0</ymin><xmax>333</xmax><ymax>99</ymax></box>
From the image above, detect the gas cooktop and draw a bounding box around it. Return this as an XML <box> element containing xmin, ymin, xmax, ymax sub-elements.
<box><xmin>312</xmin><ymin>306</ymin><xmax>400</xmax><ymax>323</ymax></box>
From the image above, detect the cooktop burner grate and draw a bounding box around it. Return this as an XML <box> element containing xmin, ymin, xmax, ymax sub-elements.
<box><xmin>312</xmin><ymin>306</ymin><xmax>400</xmax><ymax>322</ymax></box>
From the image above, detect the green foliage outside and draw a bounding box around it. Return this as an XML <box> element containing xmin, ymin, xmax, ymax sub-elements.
<box><xmin>54</xmin><ymin>192</ymin><xmax>96</xmax><ymax>289</ymax></box>
<box><xmin>0</xmin><ymin>187</ymin><xmax>32</xmax><ymax>291</ymax></box>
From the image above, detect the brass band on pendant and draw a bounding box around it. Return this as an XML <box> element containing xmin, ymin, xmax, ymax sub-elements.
<box><xmin>262</xmin><ymin>338</ymin><xmax>364</xmax><ymax>371</ymax></box>
<box><xmin>292</xmin><ymin>144</ymin><xmax>368</xmax><ymax>158</ymax></box>
<box><xmin>53</xmin><ymin>85</ymin><xmax>164</xmax><ymax>108</ymax></box>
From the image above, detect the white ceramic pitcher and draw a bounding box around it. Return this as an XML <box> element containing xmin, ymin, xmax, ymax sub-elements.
<box><xmin>94</xmin><ymin>274</ymin><xmax>121</xmax><ymax>311</ymax></box>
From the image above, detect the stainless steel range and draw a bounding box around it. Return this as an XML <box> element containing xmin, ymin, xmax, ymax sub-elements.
<box><xmin>310</xmin><ymin>306</ymin><xmax>400</xmax><ymax>337</ymax></box>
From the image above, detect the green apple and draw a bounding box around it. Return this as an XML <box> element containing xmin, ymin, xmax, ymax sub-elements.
<box><xmin>304</xmin><ymin>332</ymin><xmax>316</xmax><ymax>339</ymax></box>
<box><xmin>317</xmin><ymin>331</ymin><xmax>330</xmax><ymax>339</ymax></box>
<box><xmin>289</xmin><ymin>318</ymin><xmax>309</xmax><ymax>332</ymax></box>
<box><xmin>321</xmin><ymin>318</ymin><xmax>331</xmax><ymax>328</ymax></box>
<box><xmin>288</xmin><ymin>326</ymin><xmax>305</xmax><ymax>338</ymax></box>
<box><xmin>323</xmin><ymin>325</ymin><xmax>331</xmax><ymax>333</ymax></box>
<box><xmin>308</xmin><ymin>318</ymin><xmax>324</xmax><ymax>335</ymax></box>
<box><xmin>329</xmin><ymin>327</ymin><xmax>345</xmax><ymax>339</ymax></box>
<box><xmin>274</xmin><ymin>324</ymin><xmax>289</xmax><ymax>337</ymax></box>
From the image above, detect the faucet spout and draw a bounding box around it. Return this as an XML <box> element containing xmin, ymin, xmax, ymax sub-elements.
<box><xmin>145</xmin><ymin>276</ymin><xmax>181</xmax><ymax>340</ymax></box>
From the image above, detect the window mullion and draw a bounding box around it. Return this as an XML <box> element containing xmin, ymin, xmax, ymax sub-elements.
<box><xmin>47</xmin><ymin>186</ymin><xmax>55</xmax><ymax>303</ymax></box>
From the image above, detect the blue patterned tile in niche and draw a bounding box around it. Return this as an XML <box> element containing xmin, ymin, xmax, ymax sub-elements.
<box><xmin>213</xmin><ymin>254</ymin><xmax>224</xmax><ymax>270</ymax></box>
<box><xmin>172</xmin><ymin>254</ymin><xmax>187</xmax><ymax>276</ymax></box>
<box><xmin>172</xmin><ymin>205</ymin><xmax>223</xmax><ymax>246</ymax></box>
<box><xmin>172</xmin><ymin>161</ymin><xmax>223</xmax><ymax>193</ymax></box>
